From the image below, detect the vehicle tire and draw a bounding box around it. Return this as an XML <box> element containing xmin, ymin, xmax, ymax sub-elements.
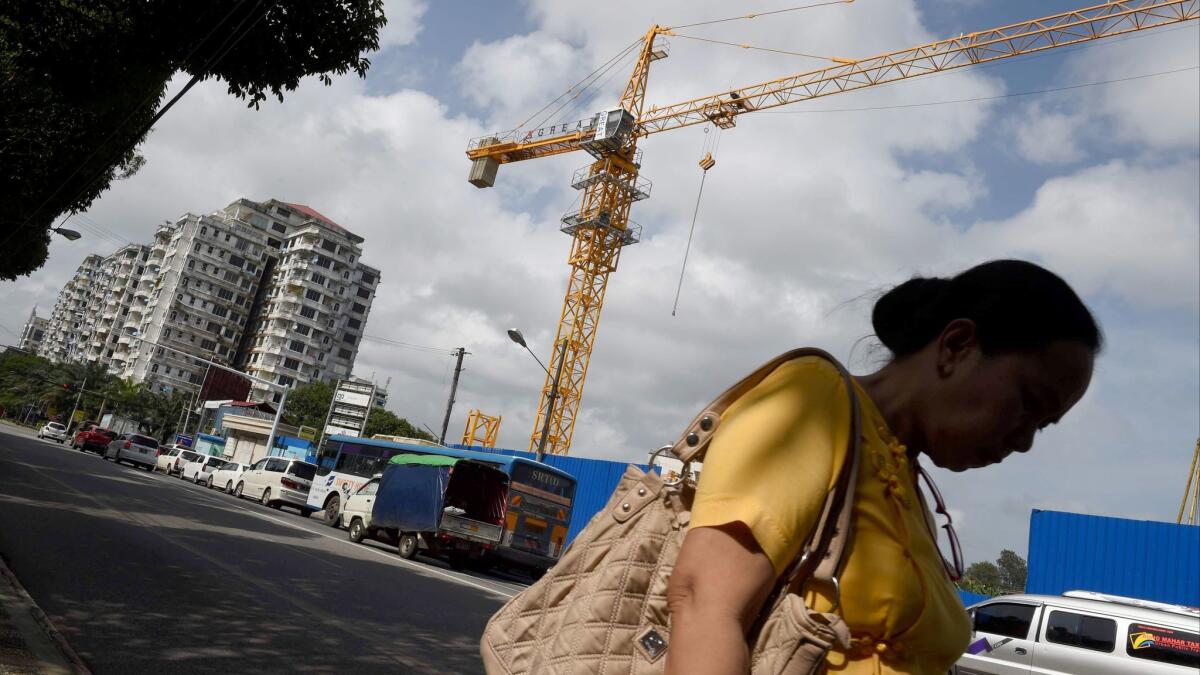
<box><xmin>260</xmin><ymin>488</ymin><xmax>272</xmax><ymax>507</ymax></box>
<box><xmin>322</xmin><ymin>494</ymin><xmax>341</xmax><ymax>527</ymax></box>
<box><xmin>349</xmin><ymin>518</ymin><xmax>365</xmax><ymax>543</ymax></box>
<box><xmin>225</xmin><ymin>481</ymin><xmax>233</xmax><ymax>494</ymax></box>
<box><xmin>397</xmin><ymin>533</ymin><xmax>419</xmax><ymax>559</ymax></box>
<box><xmin>234</xmin><ymin>481</ymin><xmax>244</xmax><ymax>498</ymax></box>
<box><xmin>206</xmin><ymin>476</ymin><xmax>214</xmax><ymax>489</ymax></box>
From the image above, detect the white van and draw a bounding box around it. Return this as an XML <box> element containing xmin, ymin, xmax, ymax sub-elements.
<box><xmin>235</xmin><ymin>457</ymin><xmax>317</xmax><ymax>517</ymax></box>
<box><xmin>955</xmin><ymin>591</ymin><xmax>1200</xmax><ymax>675</ymax></box>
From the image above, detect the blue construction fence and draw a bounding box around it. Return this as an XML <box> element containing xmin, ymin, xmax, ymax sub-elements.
<box><xmin>1027</xmin><ymin>509</ymin><xmax>1200</xmax><ymax>607</ymax></box>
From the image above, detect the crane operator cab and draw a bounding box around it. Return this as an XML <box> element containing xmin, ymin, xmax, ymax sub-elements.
<box><xmin>584</xmin><ymin>108</ymin><xmax>636</xmax><ymax>157</ymax></box>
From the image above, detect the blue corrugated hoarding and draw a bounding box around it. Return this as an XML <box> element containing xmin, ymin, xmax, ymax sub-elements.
<box><xmin>456</xmin><ymin>445</ymin><xmax>651</xmax><ymax>544</ymax></box>
<box><xmin>1027</xmin><ymin>509</ymin><xmax>1200</xmax><ymax>606</ymax></box>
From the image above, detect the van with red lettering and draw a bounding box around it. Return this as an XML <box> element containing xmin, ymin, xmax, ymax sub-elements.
<box><xmin>954</xmin><ymin>590</ymin><xmax>1200</xmax><ymax>675</ymax></box>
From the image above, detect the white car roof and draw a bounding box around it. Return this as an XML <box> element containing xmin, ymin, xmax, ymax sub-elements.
<box><xmin>971</xmin><ymin>592</ymin><xmax>1200</xmax><ymax>627</ymax></box>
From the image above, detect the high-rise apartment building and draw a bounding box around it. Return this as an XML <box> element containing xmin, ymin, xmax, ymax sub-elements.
<box><xmin>17</xmin><ymin>309</ymin><xmax>48</xmax><ymax>353</ymax></box>
<box><xmin>36</xmin><ymin>198</ymin><xmax>379</xmax><ymax>404</ymax></box>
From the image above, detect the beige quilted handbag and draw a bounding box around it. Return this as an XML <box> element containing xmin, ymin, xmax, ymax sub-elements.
<box><xmin>481</xmin><ymin>348</ymin><xmax>862</xmax><ymax>675</ymax></box>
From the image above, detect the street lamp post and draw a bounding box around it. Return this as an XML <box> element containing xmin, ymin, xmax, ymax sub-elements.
<box><xmin>508</xmin><ymin>328</ymin><xmax>568</xmax><ymax>463</ymax></box>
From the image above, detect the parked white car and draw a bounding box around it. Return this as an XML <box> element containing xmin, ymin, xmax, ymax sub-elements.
<box><xmin>155</xmin><ymin>446</ymin><xmax>182</xmax><ymax>473</ymax></box>
<box><xmin>167</xmin><ymin>449</ymin><xmax>205</xmax><ymax>476</ymax></box>
<box><xmin>955</xmin><ymin>591</ymin><xmax>1200</xmax><ymax>675</ymax></box>
<box><xmin>211</xmin><ymin>462</ymin><xmax>248</xmax><ymax>493</ymax></box>
<box><xmin>103</xmin><ymin>433</ymin><xmax>160</xmax><ymax>471</ymax></box>
<box><xmin>38</xmin><ymin>421</ymin><xmax>68</xmax><ymax>443</ymax></box>
<box><xmin>182</xmin><ymin>454</ymin><xmax>227</xmax><ymax>485</ymax></box>
<box><xmin>235</xmin><ymin>457</ymin><xmax>317</xmax><ymax>516</ymax></box>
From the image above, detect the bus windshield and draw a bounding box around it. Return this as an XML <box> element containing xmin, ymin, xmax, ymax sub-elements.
<box><xmin>509</xmin><ymin>463</ymin><xmax>575</xmax><ymax>501</ymax></box>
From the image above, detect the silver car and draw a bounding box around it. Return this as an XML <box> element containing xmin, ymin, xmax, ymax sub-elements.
<box><xmin>38</xmin><ymin>421</ymin><xmax>68</xmax><ymax>443</ymax></box>
<box><xmin>955</xmin><ymin>591</ymin><xmax>1200</xmax><ymax>675</ymax></box>
<box><xmin>103</xmin><ymin>433</ymin><xmax>160</xmax><ymax>471</ymax></box>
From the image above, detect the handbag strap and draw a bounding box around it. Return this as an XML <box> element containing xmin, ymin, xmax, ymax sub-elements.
<box><xmin>669</xmin><ymin>348</ymin><xmax>863</xmax><ymax>613</ymax></box>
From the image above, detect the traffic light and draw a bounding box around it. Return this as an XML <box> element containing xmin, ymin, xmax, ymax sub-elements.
<box><xmin>63</xmin><ymin>382</ymin><xmax>74</xmax><ymax>392</ymax></box>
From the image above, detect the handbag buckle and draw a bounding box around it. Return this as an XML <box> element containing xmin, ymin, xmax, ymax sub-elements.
<box><xmin>648</xmin><ymin>445</ymin><xmax>692</xmax><ymax>486</ymax></box>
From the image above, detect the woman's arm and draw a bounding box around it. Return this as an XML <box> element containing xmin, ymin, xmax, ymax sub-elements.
<box><xmin>665</xmin><ymin>523</ymin><xmax>777</xmax><ymax>675</ymax></box>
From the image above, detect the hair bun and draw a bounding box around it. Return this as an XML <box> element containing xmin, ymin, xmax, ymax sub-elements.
<box><xmin>872</xmin><ymin>276</ymin><xmax>950</xmax><ymax>356</ymax></box>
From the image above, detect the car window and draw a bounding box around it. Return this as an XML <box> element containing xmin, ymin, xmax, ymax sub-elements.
<box><xmin>1045</xmin><ymin>610</ymin><xmax>1116</xmax><ymax>652</ymax></box>
<box><xmin>1127</xmin><ymin>622</ymin><xmax>1200</xmax><ymax>667</ymax></box>
<box><xmin>131</xmin><ymin>435</ymin><xmax>159</xmax><ymax>448</ymax></box>
<box><xmin>49</xmin><ymin>423</ymin><xmax>65</xmax><ymax>430</ymax></box>
<box><xmin>251</xmin><ymin>459</ymin><xmax>268</xmax><ymax>470</ymax></box>
<box><xmin>974</xmin><ymin>603</ymin><xmax>1037</xmax><ymax>640</ymax></box>
<box><xmin>265</xmin><ymin>458</ymin><xmax>288</xmax><ymax>472</ymax></box>
<box><xmin>205</xmin><ymin>457</ymin><xmax>224</xmax><ymax>467</ymax></box>
<box><xmin>287</xmin><ymin>462</ymin><xmax>316</xmax><ymax>480</ymax></box>
<box><xmin>356</xmin><ymin>481</ymin><xmax>379</xmax><ymax>496</ymax></box>
<box><xmin>182</xmin><ymin>451</ymin><xmax>202</xmax><ymax>462</ymax></box>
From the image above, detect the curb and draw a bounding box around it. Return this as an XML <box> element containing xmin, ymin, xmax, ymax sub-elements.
<box><xmin>0</xmin><ymin>555</ymin><xmax>91</xmax><ymax>674</ymax></box>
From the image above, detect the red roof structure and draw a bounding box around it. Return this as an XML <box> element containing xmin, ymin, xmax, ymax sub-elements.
<box><xmin>284</xmin><ymin>203</ymin><xmax>341</xmax><ymax>229</ymax></box>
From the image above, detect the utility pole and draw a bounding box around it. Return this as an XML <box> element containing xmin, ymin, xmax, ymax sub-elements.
<box><xmin>66</xmin><ymin>377</ymin><xmax>86</xmax><ymax>435</ymax></box>
<box><xmin>536</xmin><ymin>338</ymin><xmax>568</xmax><ymax>463</ymax></box>
<box><xmin>439</xmin><ymin>348</ymin><xmax>467</xmax><ymax>445</ymax></box>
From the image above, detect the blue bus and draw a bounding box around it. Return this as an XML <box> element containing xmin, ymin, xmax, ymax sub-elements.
<box><xmin>308</xmin><ymin>435</ymin><xmax>577</xmax><ymax>573</ymax></box>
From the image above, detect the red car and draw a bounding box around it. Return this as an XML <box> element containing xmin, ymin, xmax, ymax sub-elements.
<box><xmin>70</xmin><ymin>424</ymin><xmax>116</xmax><ymax>454</ymax></box>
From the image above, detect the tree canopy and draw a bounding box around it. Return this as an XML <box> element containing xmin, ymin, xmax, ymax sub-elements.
<box><xmin>959</xmin><ymin>549</ymin><xmax>1028</xmax><ymax>597</ymax></box>
<box><xmin>1</xmin><ymin>1</ymin><xmax>388</xmax><ymax>280</ymax></box>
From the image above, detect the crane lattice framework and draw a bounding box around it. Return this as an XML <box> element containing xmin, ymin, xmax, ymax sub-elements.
<box><xmin>466</xmin><ymin>0</ymin><xmax>1198</xmax><ymax>456</ymax></box>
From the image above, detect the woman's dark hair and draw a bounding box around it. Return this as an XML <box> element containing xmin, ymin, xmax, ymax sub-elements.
<box><xmin>873</xmin><ymin>259</ymin><xmax>1102</xmax><ymax>358</ymax></box>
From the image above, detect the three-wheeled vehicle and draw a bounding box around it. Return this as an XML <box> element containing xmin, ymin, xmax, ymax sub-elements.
<box><xmin>340</xmin><ymin>454</ymin><xmax>509</xmax><ymax>570</ymax></box>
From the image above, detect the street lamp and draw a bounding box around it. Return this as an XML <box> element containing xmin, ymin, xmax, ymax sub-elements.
<box><xmin>52</xmin><ymin>227</ymin><xmax>82</xmax><ymax>241</ymax></box>
<box><xmin>508</xmin><ymin>328</ymin><xmax>567</xmax><ymax>463</ymax></box>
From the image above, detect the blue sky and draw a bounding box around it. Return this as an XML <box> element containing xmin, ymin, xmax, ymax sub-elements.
<box><xmin>2</xmin><ymin>0</ymin><xmax>1196</xmax><ymax>565</ymax></box>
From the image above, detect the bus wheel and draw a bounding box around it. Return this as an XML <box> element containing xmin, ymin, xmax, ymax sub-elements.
<box><xmin>322</xmin><ymin>494</ymin><xmax>341</xmax><ymax>527</ymax></box>
<box><xmin>397</xmin><ymin>533</ymin><xmax>419</xmax><ymax>560</ymax></box>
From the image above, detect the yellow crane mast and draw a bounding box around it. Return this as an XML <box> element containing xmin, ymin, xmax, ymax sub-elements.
<box><xmin>466</xmin><ymin>0</ymin><xmax>1198</xmax><ymax>456</ymax></box>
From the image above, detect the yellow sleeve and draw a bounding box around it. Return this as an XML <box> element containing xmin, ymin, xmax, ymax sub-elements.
<box><xmin>689</xmin><ymin>356</ymin><xmax>851</xmax><ymax>577</ymax></box>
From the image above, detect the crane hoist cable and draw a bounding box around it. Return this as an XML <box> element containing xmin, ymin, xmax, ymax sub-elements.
<box><xmin>668</xmin><ymin>33</ymin><xmax>845</xmax><ymax>62</ymax></box>
<box><xmin>513</xmin><ymin>38</ymin><xmax>644</xmax><ymax>134</ymax></box>
<box><xmin>671</xmin><ymin>125</ymin><xmax>722</xmax><ymax>316</ymax></box>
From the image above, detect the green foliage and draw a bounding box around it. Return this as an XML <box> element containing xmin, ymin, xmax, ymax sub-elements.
<box><xmin>0</xmin><ymin>350</ymin><xmax>188</xmax><ymax>440</ymax></box>
<box><xmin>363</xmin><ymin>406</ymin><xmax>434</xmax><ymax>442</ymax></box>
<box><xmin>0</xmin><ymin>0</ymin><xmax>387</xmax><ymax>280</ymax></box>
<box><xmin>282</xmin><ymin>381</ymin><xmax>334</xmax><ymax>430</ymax></box>
<box><xmin>958</xmin><ymin>550</ymin><xmax>1028</xmax><ymax>597</ymax></box>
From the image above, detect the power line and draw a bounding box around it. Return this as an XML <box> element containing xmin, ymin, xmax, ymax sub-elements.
<box><xmin>666</xmin><ymin>0</ymin><xmax>853</xmax><ymax>31</ymax></box>
<box><xmin>360</xmin><ymin>334</ymin><xmax>459</xmax><ymax>356</ymax></box>
<box><xmin>759</xmin><ymin>65</ymin><xmax>1199</xmax><ymax>114</ymax></box>
<box><xmin>669</xmin><ymin>33</ymin><xmax>838</xmax><ymax>61</ymax></box>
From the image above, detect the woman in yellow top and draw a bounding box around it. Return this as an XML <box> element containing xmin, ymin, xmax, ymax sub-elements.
<box><xmin>665</xmin><ymin>260</ymin><xmax>1101</xmax><ymax>675</ymax></box>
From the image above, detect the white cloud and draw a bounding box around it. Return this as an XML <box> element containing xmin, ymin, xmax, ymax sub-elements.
<box><xmin>378</xmin><ymin>0</ymin><xmax>427</xmax><ymax>49</ymax></box>
<box><xmin>2</xmin><ymin>1</ymin><xmax>1196</xmax><ymax>566</ymax></box>
<box><xmin>964</xmin><ymin>159</ymin><xmax>1199</xmax><ymax>312</ymax></box>
<box><xmin>1009</xmin><ymin>101</ymin><xmax>1088</xmax><ymax>165</ymax></box>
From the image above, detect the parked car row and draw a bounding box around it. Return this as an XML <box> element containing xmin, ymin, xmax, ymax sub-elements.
<box><xmin>154</xmin><ymin>446</ymin><xmax>317</xmax><ymax>517</ymax></box>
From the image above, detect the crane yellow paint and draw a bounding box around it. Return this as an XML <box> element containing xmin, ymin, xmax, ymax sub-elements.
<box><xmin>465</xmin><ymin>1</ymin><xmax>1198</xmax><ymax>456</ymax></box>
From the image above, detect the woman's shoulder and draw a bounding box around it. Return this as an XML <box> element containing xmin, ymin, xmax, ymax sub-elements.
<box><xmin>753</xmin><ymin>354</ymin><xmax>850</xmax><ymax>402</ymax></box>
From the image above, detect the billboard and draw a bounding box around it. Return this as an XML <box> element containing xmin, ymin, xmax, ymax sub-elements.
<box><xmin>198</xmin><ymin>367</ymin><xmax>252</xmax><ymax>403</ymax></box>
<box><xmin>321</xmin><ymin>379</ymin><xmax>376</xmax><ymax>442</ymax></box>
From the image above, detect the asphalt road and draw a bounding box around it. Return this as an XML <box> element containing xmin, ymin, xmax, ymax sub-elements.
<box><xmin>0</xmin><ymin>423</ymin><xmax>527</xmax><ymax>674</ymax></box>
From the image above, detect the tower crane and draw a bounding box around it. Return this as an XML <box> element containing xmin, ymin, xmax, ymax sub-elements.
<box><xmin>466</xmin><ymin>0</ymin><xmax>1198</xmax><ymax>456</ymax></box>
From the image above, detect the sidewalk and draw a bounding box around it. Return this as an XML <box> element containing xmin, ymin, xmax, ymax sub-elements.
<box><xmin>0</xmin><ymin>425</ymin><xmax>89</xmax><ymax>674</ymax></box>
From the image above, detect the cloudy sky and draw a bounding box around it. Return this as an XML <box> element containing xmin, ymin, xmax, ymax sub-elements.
<box><xmin>3</xmin><ymin>0</ymin><xmax>1197</xmax><ymax>565</ymax></box>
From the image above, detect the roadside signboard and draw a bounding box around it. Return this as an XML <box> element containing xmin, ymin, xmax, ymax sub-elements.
<box><xmin>320</xmin><ymin>379</ymin><xmax>376</xmax><ymax>443</ymax></box>
<box><xmin>175</xmin><ymin>434</ymin><xmax>193</xmax><ymax>448</ymax></box>
<box><xmin>297</xmin><ymin>425</ymin><xmax>318</xmax><ymax>441</ymax></box>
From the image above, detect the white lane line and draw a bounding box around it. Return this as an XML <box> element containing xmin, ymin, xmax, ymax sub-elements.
<box><xmin>145</xmin><ymin>469</ymin><xmax>519</xmax><ymax>599</ymax></box>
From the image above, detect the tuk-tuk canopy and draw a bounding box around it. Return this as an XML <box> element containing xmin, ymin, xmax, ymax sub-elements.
<box><xmin>388</xmin><ymin>453</ymin><xmax>460</xmax><ymax>467</ymax></box>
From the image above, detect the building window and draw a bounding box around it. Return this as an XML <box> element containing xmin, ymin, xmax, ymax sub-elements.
<box><xmin>294</xmin><ymin>323</ymin><xmax>310</xmax><ymax>336</ymax></box>
<box><xmin>347</xmin><ymin>318</ymin><xmax>361</xmax><ymax>329</ymax></box>
<box><xmin>338</xmin><ymin>348</ymin><xmax>353</xmax><ymax>359</ymax></box>
<box><xmin>305</xmin><ymin>289</ymin><xmax>322</xmax><ymax>302</ymax></box>
<box><xmin>201</xmin><ymin>227</ymin><xmax>207</xmax><ymax>235</ymax></box>
<box><xmin>299</xmin><ymin>306</ymin><xmax>316</xmax><ymax>319</ymax></box>
<box><xmin>272</xmin><ymin>222</ymin><xmax>286</xmax><ymax>234</ymax></box>
<box><xmin>200</xmin><ymin>339</ymin><xmax>217</xmax><ymax>351</ymax></box>
<box><xmin>341</xmin><ymin>333</ymin><xmax>356</xmax><ymax>345</ymax></box>
<box><xmin>212</xmin><ymin>306</ymin><xmax>228</xmax><ymax>318</ymax></box>
<box><xmin>288</xmin><ymin>339</ymin><xmax>305</xmax><ymax>353</ymax></box>
<box><xmin>229</xmin><ymin>255</ymin><xmax>244</xmax><ymax>268</ymax></box>
<box><xmin>275</xmin><ymin>207</ymin><xmax>292</xmax><ymax>218</ymax></box>
<box><xmin>277</xmin><ymin>375</ymin><xmax>295</xmax><ymax>387</ymax></box>
<box><xmin>357</xmin><ymin>288</ymin><xmax>371</xmax><ymax>299</ymax></box>
<box><xmin>284</xmin><ymin>357</ymin><xmax>300</xmax><ymax>370</ymax></box>
<box><xmin>217</xmin><ymin>288</ymin><xmax>234</xmax><ymax>301</ymax></box>
<box><xmin>352</xmin><ymin>302</ymin><xmax>366</xmax><ymax>314</ymax></box>
<box><xmin>361</xmin><ymin>272</ymin><xmax>375</xmax><ymax>285</ymax></box>
<box><xmin>311</xmin><ymin>273</ymin><xmax>327</xmax><ymax>285</ymax></box>
<box><xmin>268</xmin><ymin>238</ymin><xmax>282</xmax><ymax>249</ymax></box>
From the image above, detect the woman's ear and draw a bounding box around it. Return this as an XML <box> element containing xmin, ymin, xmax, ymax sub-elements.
<box><xmin>935</xmin><ymin>318</ymin><xmax>979</xmax><ymax>377</ymax></box>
